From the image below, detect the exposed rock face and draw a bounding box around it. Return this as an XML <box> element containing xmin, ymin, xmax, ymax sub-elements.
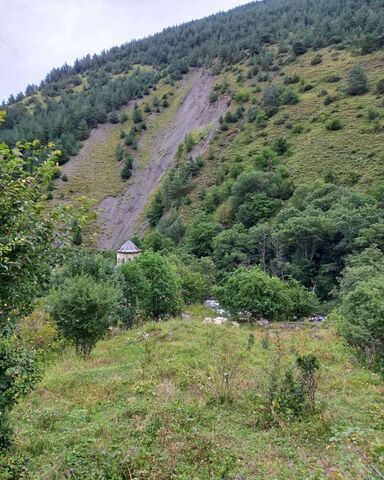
<box><xmin>97</xmin><ymin>70</ymin><xmax>228</xmax><ymax>250</ymax></box>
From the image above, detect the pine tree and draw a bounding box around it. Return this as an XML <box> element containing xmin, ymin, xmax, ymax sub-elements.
<box><xmin>76</xmin><ymin>119</ymin><xmax>89</xmax><ymax>141</ymax></box>
<box><xmin>347</xmin><ymin>65</ymin><xmax>369</xmax><ymax>96</ymax></box>
<box><xmin>132</xmin><ymin>106</ymin><xmax>143</xmax><ymax>124</ymax></box>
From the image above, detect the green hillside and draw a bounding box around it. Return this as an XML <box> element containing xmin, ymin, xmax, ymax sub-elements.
<box><xmin>1</xmin><ymin>0</ymin><xmax>384</xmax><ymax>478</ymax></box>
<box><xmin>4</xmin><ymin>315</ymin><xmax>384</xmax><ymax>479</ymax></box>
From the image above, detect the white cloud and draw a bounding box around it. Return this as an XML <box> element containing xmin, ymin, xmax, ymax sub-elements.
<box><xmin>0</xmin><ymin>0</ymin><xmax>251</xmax><ymax>101</ymax></box>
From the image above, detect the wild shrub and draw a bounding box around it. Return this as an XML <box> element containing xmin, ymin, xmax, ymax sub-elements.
<box><xmin>281</xmin><ymin>87</ymin><xmax>299</xmax><ymax>105</ymax></box>
<box><xmin>283</xmin><ymin>74</ymin><xmax>300</xmax><ymax>85</ymax></box>
<box><xmin>121</xmin><ymin>156</ymin><xmax>133</xmax><ymax>179</ymax></box>
<box><xmin>209</xmin><ymin>90</ymin><xmax>218</xmax><ymax>103</ymax></box>
<box><xmin>157</xmin><ymin>209</ymin><xmax>185</xmax><ymax>243</ymax></box>
<box><xmin>326</xmin><ymin>75</ymin><xmax>341</xmax><ymax>83</ymax></box>
<box><xmin>292</xmin><ymin>124</ymin><xmax>304</xmax><ymax>134</ymax></box>
<box><xmin>300</xmin><ymin>83</ymin><xmax>314</xmax><ymax>92</ymax></box>
<box><xmin>262</xmin><ymin>84</ymin><xmax>281</xmax><ymax>117</ymax></box>
<box><xmin>346</xmin><ymin>65</ymin><xmax>369</xmax><ymax>96</ymax></box>
<box><xmin>207</xmin><ymin>333</ymin><xmax>245</xmax><ymax>404</ymax></box>
<box><xmin>323</xmin><ymin>94</ymin><xmax>338</xmax><ymax>106</ymax></box>
<box><xmin>217</xmin><ymin>267</ymin><xmax>318</xmax><ymax>320</ymax></box>
<box><xmin>119</xmin><ymin>251</ymin><xmax>182</xmax><ymax>321</ymax></box>
<box><xmin>234</xmin><ymin>87</ymin><xmax>251</xmax><ymax>103</ymax></box>
<box><xmin>338</xmin><ymin>276</ymin><xmax>384</xmax><ymax>372</ymax></box>
<box><xmin>292</xmin><ymin>41</ymin><xmax>306</xmax><ymax>56</ymax></box>
<box><xmin>108</xmin><ymin>111</ymin><xmax>119</xmax><ymax>124</ymax></box>
<box><xmin>115</xmin><ymin>143</ymin><xmax>124</xmax><ymax>161</ymax></box>
<box><xmin>273</xmin><ymin>137</ymin><xmax>288</xmax><ymax>155</ymax></box>
<box><xmin>16</xmin><ymin>310</ymin><xmax>58</xmax><ymax>352</ymax></box>
<box><xmin>326</xmin><ymin>118</ymin><xmax>342</xmax><ymax>131</ymax></box>
<box><xmin>0</xmin><ymin>339</ymin><xmax>40</xmax><ymax>448</ymax></box>
<box><xmin>311</xmin><ymin>54</ymin><xmax>322</xmax><ymax>65</ymax></box>
<box><xmin>260</xmin><ymin>348</ymin><xmax>320</xmax><ymax>427</ymax></box>
<box><xmin>119</xmin><ymin>112</ymin><xmax>129</xmax><ymax>123</ymax></box>
<box><xmin>367</xmin><ymin>108</ymin><xmax>380</xmax><ymax>121</ymax></box>
<box><xmin>132</xmin><ymin>105</ymin><xmax>143</xmax><ymax>124</ymax></box>
<box><xmin>46</xmin><ymin>275</ymin><xmax>121</xmax><ymax>355</ymax></box>
<box><xmin>147</xmin><ymin>191</ymin><xmax>164</xmax><ymax>227</ymax></box>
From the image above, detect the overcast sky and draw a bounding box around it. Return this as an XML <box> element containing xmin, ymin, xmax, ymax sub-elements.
<box><xmin>0</xmin><ymin>0</ymin><xmax>252</xmax><ymax>102</ymax></box>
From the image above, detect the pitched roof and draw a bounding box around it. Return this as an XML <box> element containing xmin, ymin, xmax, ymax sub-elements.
<box><xmin>117</xmin><ymin>240</ymin><xmax>142</xmax><ymax>254</ymax></box>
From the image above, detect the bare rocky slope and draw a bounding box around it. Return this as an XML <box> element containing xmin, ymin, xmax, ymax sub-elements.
<box><xmin>97</xmin><ymin>70</ymin><xmax>228</xmax><ymax>250</ymax></box>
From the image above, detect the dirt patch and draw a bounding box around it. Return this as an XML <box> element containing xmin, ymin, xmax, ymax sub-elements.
<box><xmin>97</xmin><ymin>69</ymin><xmax>228</xmax><ymax>250</ymax></box>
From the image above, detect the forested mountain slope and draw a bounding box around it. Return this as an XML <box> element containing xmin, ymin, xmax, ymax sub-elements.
<box><xmin>2</xmin><ymin>1</ymin><xmax>384</xmax><ymax>477</ymax></box>
<box><xmin>1</xmin><ymin>0</ymin><xmax>383</xmax><ymax>160</ymax></box>
<box><xmin>2</xmin><ymin>0</ymin><xmax>383</xmax><ymax>301</ymax></box>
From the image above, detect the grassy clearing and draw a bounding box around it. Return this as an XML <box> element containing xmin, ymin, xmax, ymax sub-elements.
<box><xmin>3</xmin><ymin>312</ymin><xmax>383</xmax><ymax>479</ymax></box>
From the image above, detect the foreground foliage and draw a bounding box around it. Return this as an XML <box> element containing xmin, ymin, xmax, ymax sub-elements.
<box><xmin>1</xmin><ymin>318</ymin><xmax>382</xmax><ymax>479</ymax></box>
<box><xmin>0</xmin><ymin>141</ymin><xmax>89</xmax><ymax>447</ymax></box>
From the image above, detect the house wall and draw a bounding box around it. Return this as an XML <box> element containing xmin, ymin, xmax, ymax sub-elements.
<box><xmin>117</xmin><ymin>252</ymin><xmax>141</xmax><ymax>265</ymax></box>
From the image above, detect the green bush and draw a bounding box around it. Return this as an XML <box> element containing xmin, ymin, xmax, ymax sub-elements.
<box><xmin>115</xmin><ymin>144</ymin><xmax>124</xmax><ymax>162</ymax></box>
<box><xmin>285</xmin><ymin>279</ymin><xmax>320</xmax><ymax>318</ymax></box>
<box><xmin>338</xmin><ymin>276</ymin><xmax>384</xmax><ymax>371</ymax></box>
<box><xmin>236</xmin><ymin>193</ymin><xmax>280</xmax><ymax>227</ymax></box>
<box><xmin>108</xmin><ymin>111</ymin><xmax>119</xmax><ymax>124</ymax></box>
<box><xmin>120</xmin><ymin>251</ymin><xmax>182</xmax><ymax>321</ymax></box>
<box><xmin>326</xmin><ymin>118</ymin><xmax>343</xmax><ymax>131</ymax></box>
<box><xmin>262</xmin><ymin>84</ymin><xmax>281</xmax><ymax>117</ymax></box>
<box><xmin>311</xmin><ymin>54</ymin><xmax>322</xmax><ymax>65</ymax></box>
<box><xmin>132</xmin><ymin>106</ymin><xmax>143</xmax><ymax>124</ymax></box>
<box><xmin>234</xmin><ymin>87</ymin><xmax>251</xmax><ymax>104</ymax></box>
<box><xmin>283</xmin><ymin>74</ymin><xmax>300</xmax><ymax>85</ymax></box>
<box><xmin>323</xmin><ymin>94</ymin><xmax>338</xmax><ymax>106</ymax></box>
<box><xmin>142</xmin><ymin>230</ymin><xmax>174</xmax><ymax>252</ymax></box>
<box><xmin>281</xmin><ymin>87</ymin><xmax>299</xmax><ymax>105</ymax></box>
<box><xmin>346</xmin><ymin>64</ymin><xmax>369</xmax><ymax>96</ymax></box>
<box><xmin>216</xmin><ymin>267</ymin><xmax>292</xmax><ymax>321</ymax></box>
<box><xmin>273</xmin><ymin>137</ymin><xmax>289</xmax><ymax>155</ymax></box>
<box><xmin>46</xmin><ymin>275</ymin><xmax>121</xmax><ymax>355</ymax></box>
<box><xmin>217</xmin><ymin>267</ymin><xmax>318</xmax><ymax>320</ymax></box>
<box><xmin>260</xmin><ymin>353</ymin><xmax>320</xmax><ymax>427</ymax></box>
<box><xmin>209</xmin><ymin>90</ymin><xmax>218</xmax><ymax>103</ymax></box>
<box><xmin>121</xmin><ymin>158</ymin><xmax>133</xmax><ymax>180</ymax></box>
<box><xmin>52</xmin><ymin>251</ymin><xmax>122</xmax><ymax>287</ymax></box>
<box><xmin>185</xmin><ymin>215</ymin><xmax>222</xmax><ymax>257</ymax></box>
<box><xmin>172</xmin><ymin>260</ymin><xmax>207</xmax><ymax>304</ymax></box>
<box><xmin>0</xmin><ymin>338</ymin><xmax>40</xmax><ymax>448</ymax></box>
<box><xmin>326</xmin><ymin>75</ymin><xmax>341</xmax><ymax>83</ymax></box>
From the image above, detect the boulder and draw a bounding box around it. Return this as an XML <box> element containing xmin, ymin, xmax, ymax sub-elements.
<box><xmin>204</xmin><ymin>299</ymin><xmax>220</xmax><ymax>310</ymax></box>
<box><xmin>181</xmin><ymin>313</ymin><xmax>191</xmax><ymax>321</ymax></box>
<box><xmin>256</xmin><ymin>319</ymin><xmax>269</xmax><ymax>326</ymax></box>
<box><xmin>213</xmin><ymin>316</ymin><xmax>227</xmax><ymax>325</ymax></box>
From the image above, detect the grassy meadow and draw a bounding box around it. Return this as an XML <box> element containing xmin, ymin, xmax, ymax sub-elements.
<box><xmin>2</xmin><ymin>308</ymin><xmax>383</xmax><ymax>479</ymax></box>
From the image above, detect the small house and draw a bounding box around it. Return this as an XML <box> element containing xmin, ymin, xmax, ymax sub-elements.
<box><xmin>116</xmin><ymin>240</ymin><xmax>142</xmax><ymax>265</ymax></box>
